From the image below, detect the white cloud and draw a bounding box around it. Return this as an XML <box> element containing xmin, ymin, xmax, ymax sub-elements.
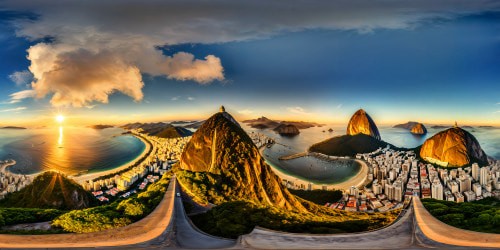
<box><xmin>2</xmin><ymin>0</ymin><xmax>498</xmax><ymax>107</ymax></box>
<box><xmin>171</xmin><ymin>96</ymin><xmax>180</xmax><ymax>101</ymax></box>
<box><xmin>238</xmin><ymin>109</ymin><xmax>254</xmax><ymax>115</ymax></box>
<box><xmin>1</xmin><ymin>107</ymin><xmax>27</xmax><ymax>112</ymax></box>
<box><xmin>8</xmin><ymin>70</ymin><xmax>33</xmax><ymax>86</ymax></box>
<box><xmin>7</xmin><ymin>89</ymin><xmax>36</xmax><ymax>104</ymax></box>
<box><xmin>287</xmin><ymin>106</ymin><xmax>310</xmax><ymax>115</ymax></box>
<box><xmin>187</xmin><ymin>96</ymin><xmax>195</xmax><ymax>101</ymax></box>
<box><xmin>336</xmin><ymin>104</ymin><xmax>343</xmax><ymax>109</ymax></box>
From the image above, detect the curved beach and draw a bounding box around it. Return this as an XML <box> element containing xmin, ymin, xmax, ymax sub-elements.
<box><xmin>267</xmin><ymin>155</ymin><xmax>368</xmax><ymax>191</ymax></box>
<box><xmin>72</xmin><ymin>134</ymin><xmax>152</xmax><ymax>184</ymax></box>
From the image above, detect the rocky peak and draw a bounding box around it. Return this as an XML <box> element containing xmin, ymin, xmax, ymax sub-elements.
<box><xmin>179</xmin><ymin>109</ymin><xmax>306</xmax><ymax>211</ymax></box>
<box><xmin>420</xmin><ymin>127</ymin><xmax>488</xmax><ymax>167</ymax></box>
<box><xmin>346</xmin><ymin>109</ymin><xmax>381</xmax><ymax>140</ymax></box>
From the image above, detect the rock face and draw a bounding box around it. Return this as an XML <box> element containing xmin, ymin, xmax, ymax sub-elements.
<box><xmin>394</xmin><ymin>121</ymin><xmax>419</xmax><ymax>130</ymax></box>
<box><xmin>0</xmin><ymin>172</ymin><xmax>96</xmax><ymax>210</ymax></box>
<box><xmin>420</xmin><ymin>127</ymin><xmax>488</xmax><ymax>167</ymax></box>
<box><xmin>410</xmin><ymin>123</ymin><xmax>427</xmax><ymax>135</ymax></box>
<box><xmin>273</xmin><ymin>124</ymin><xmax>300</xmax><ymax>136</ymax></box>
<box><xmin>179</xmin><ymin>109</ymin><xmax>306</xmax><ymax>212</ymax></box>
<box><xmin>346</xmin><ymin>109</ymin><xmax>381</xmax><ymax>140</ymax></box>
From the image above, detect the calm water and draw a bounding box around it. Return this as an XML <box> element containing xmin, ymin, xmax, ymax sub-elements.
<box><xmin>0</xmin><ymin>127</ymin><xmax>145</xmax><ymax>175</ymax></box>
<box><xmin>242</xmin><ymin>123</ymin><xmax>500</xmax><ymax>184</ymax></box>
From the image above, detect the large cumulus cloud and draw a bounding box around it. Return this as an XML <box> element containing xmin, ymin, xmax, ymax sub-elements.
<box><xmin>2</xmin><ymin>0</ymin><xmax>499</xmax><ymax>107</ymax></box>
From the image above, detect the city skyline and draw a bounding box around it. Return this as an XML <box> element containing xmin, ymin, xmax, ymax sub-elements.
<box><xmin>0</xmin><ymin>1</ymin><xmax>499</xmax><ymax>126</ymax></box>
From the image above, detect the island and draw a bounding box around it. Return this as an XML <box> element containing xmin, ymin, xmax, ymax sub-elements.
<box><xmin>1</xmin><ymin>126</ymin><xmax>26</xmax><ymax>129</ymax></box>
<box><xmin>88</xmin><ymin>124</ymin><xmax>114</xmax><ymax>129</ymax></box>
<box><xmin>243</xmin><ymin>116</ymin><xmax>324</xmax><ymax>130</ymax></box>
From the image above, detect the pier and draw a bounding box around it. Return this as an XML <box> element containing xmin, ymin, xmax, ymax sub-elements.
<box><xmin>278</xmin><ymin>152</ymin><xmax>309</xmax><ymax>160</ymax></box>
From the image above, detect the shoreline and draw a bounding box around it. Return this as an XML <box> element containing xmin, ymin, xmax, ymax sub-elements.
<box><xmin>260</xmin><ymin>147</ymin><xmax>368</xmax><ymax>191</ymax></box>
<box><xmin>72</xmin><ymin>133</ymin><xmax>152</xmax><ymax>184</ymax></box>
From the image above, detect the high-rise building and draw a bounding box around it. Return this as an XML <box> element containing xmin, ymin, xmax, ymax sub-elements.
<box><xmin>473</xmin><ymin>182</ymin><xmax>482</xmax><ymax>197</ymax></box>
<box><xmin>431</xmin><ymin>180</ymin><xmax>443</xmax><ymax>200</ymax></box>
<box><xmin>480</xmin><ymin>167</ymin><xmax>489</xmax><ymax>186</ymax></box>
<box><xmin>387</xmin><ymin>184</ymin><xmax>395</xmax><ymax>201</ymax></box>
<box><xmin>373</xmin><ymin>183</ymin><xmax>383</xmax><ymax>195</ymax></box>
<box><xmin>459</xmin><ymin>176</ymin><xmax>471</xmax><ymax>193</ymax></box>
<box><xmin>394</xmin><ymin>181</ymin><xmax>403</xmax><ymax>202</ymax></box>
<box><xmin>472</xmin><ymin>163</ymin><xmax>480</xmax><ymax>181</ymax></box>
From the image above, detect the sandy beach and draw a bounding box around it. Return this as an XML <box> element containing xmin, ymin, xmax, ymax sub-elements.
<box><xmin>72</xmin><ymin>134</ymin><xmax>153</xmax><ymax>184</ymax></box>
<box><xmin>268</xmin><ymin>156</ymin><xmax>369</xmax><ymax>191</ymax></box>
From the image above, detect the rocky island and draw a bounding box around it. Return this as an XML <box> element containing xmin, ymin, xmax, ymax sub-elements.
<box><xmin>410</xmin><ymin>123</ymin><xmax>427</xmax><ymax>135</ymax></box>
<box><xmin>88</xmin><ymin>124</ymin><xmax>114</xmax><ymax>129</ymax></box>
<box><xmin>420</xmin><ymin>124</ymin><xmax>488</xmax><ymax>167</ymax></box>
<box><xmin>273</xmin><ymin>123</ymin><xmax>300</xmax><ymax>136</ymax></box>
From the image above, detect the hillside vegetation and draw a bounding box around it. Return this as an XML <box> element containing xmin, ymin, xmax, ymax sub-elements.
<box><xmin>52</xmin><ymin>172</ymin><xmax>172</xmax><ymax>233</ymax></box>
<box><xmin>191</xmin><ymin>200</ymin><xmax>399</xmax><ymax>238</ymax></box>
<box><xmin>0</xmin><ymin>172</ymin><xmax>97</xmax><ymax>210</ymax></box>
<box><xmin>309</xmin><ymin>134</ymin><xmax>393</xmax><ymax>157</ymax></box>
<box><xmin>422</xmin><ymin>198</ymin><xmax>500</xmax><ymax>234</ymax></box>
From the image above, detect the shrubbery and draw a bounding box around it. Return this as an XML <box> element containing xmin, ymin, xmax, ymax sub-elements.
<box><xmin>289</xmin><ymin>189</ymin><xmax>343</xmax><ymax>205</ymax></box>
<box><xmin>191</xmin><ymin>200</ymin><xmax>399</xmax><ymax>239</ymax></box>
<box><xmin>52</xmin><ymin>173</ymin><xmax>172</xmax><ymax>233</ymax></box>
<box><xmin>0</xmin><ymin>208</ymin><xmax>64</xmax><ymax>227</ymax></box>
<box><xmin>422</xmin><ymin>197</ymin><xmax>500</xmax><ymax>234</ymax></box>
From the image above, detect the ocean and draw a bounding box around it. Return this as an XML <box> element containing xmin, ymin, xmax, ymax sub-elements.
<box><xmin>242</xmin><ymin>124</ymin><xmax>500</xmax><ymax>184</ymax></box>
<box><xmin>0</xmin><ymin>127</ymin><xmax>146</xmax><ymax>175</ymax></box>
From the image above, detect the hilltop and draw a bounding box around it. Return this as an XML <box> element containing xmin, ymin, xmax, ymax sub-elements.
<box><xmin>420</xmin><ymin>126</ymin><xmax>488</xmax><ymax>167</ymax></box>
<box><xmin>0</xmin><ymin>171</ymin><xmax>97</xmax><ymax>210</ymax></box>
<box><xmin>177</xmin><ymin>109</ymin><xmax>306</xmax><ymax>212</ymax></box>
<box><xmin>346</xmin><ymin>109</ymin><xmax>381</xmax><ymax>140</ymax></box>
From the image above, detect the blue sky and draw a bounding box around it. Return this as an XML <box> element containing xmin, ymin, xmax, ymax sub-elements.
<box><xmin>0</xmin><ymin>1</ymin><xmax>499</xmax><ymax>126</ymax></box>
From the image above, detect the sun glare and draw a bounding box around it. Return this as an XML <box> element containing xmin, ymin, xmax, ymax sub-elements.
<box><xmin>56</xmin><ymin>114</ymin><xmax>65</xmax><ymax>123</ymax></box>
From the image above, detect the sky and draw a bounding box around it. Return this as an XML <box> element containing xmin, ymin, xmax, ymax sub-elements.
<box><xmin>0</xmin><ymin>0</ymin><xmax>499</xmax><ymax>126</ymax></box>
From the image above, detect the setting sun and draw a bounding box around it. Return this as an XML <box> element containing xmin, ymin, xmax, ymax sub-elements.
<box><xmin>56</xmin><ymin>114</ymin><xmax>65</xmax><ymax>123</ymax></box>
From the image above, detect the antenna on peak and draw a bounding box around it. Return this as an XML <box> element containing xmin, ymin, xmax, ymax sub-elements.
<box><xmin>454</xmin><ymin>121</ymin><xmax>458</xmax><ymax>128</ymax></box>
<box><xmin>219</xmin><ymin>105</ymin><xmax>226</xmax><ymax>113</ymax></box>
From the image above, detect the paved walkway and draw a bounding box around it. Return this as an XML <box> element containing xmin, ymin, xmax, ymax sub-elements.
<box><xmin>2</xmin><ymin>181</ymin><xmax>499</xmax><ymax>249</ymax></box>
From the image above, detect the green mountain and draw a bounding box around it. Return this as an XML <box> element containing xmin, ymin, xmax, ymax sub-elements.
<box><xmin>310</xmin><ymin>134</ymin><xmax>392</xmax><ymax>157</ymax></box>
<box><xmin>177</xmin><ymin>108</ymin><xmax>307</xmax><ymax>212</ymax></box>
<box><xmin>0</xmin><ymin>171</ymin><xmax>97</xmax><ymax>210</ymax></box>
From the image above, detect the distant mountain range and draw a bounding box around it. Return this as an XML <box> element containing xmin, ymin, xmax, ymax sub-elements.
<box><xmin>121</xmin><ymin>122</ymin><xmax>193</xmax><ymax>138</ymax></box>
<box><xmin>1</xmin><ymin>126</ymin><xmax>26</xmax><ymax>129</ymax></box>
<box><xmin>242</xmin><ymin>116</ymin><xmax>324</xmax><ymax>131</ymax></box>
